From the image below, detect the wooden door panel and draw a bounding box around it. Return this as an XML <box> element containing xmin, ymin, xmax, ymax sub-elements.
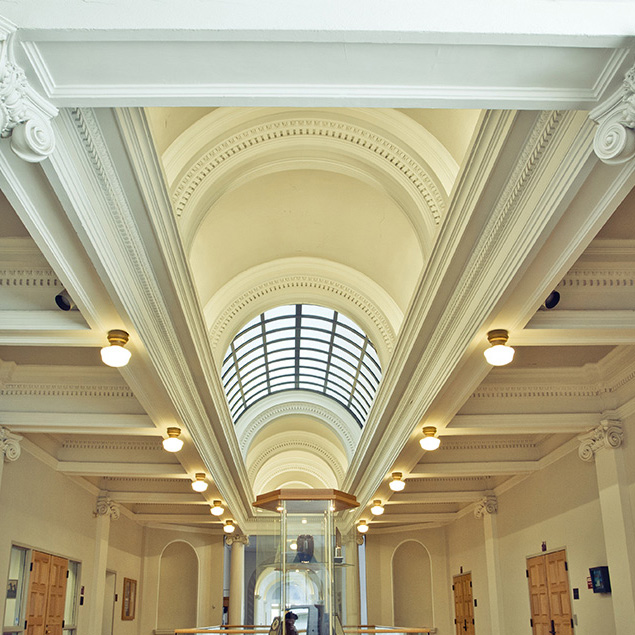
<box><xmin>26</xmin><ymin>551</ymin><xmax>51</xmax><ymax>635</ymax></box>
<box><xmin>47</xmin><ymin>556</ymin><xmax>69</xmax><ymax>635</ymax></box>
<box><xmin>453</xmin><ymin>573</ymin><xmax>475</xmax><ymax>635</ymax></box>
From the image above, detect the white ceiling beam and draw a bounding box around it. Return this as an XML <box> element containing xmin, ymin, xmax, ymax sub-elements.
<box><xmin>0</xmin><ymin>329</ymin><xmax>103</xmax><ymax>346</ymax></box>
<box><xmin>372</xmin><ymin>512</ymin><xmax>458</xmax><ymax>524</ymax></box>
<box><xmin>1</xmin><ymin>412</ymin><xmax>159</xmax><ymax>435</ymax></box>
<box><xmin>132</xmin><ymin>514</ymin><xmax>221</xmax><ymax>524</ymax></box>
<box><xmin>444</xmin><ymin>412</ymin><xmax>598</xmax><ymax>435</ymax></box>
<box><xmin>0</xmin><ymin>310</ymin><xmax>87</xmax><ymax>330</ymax></box>
<box><xmin>56</xmin><ymin>461</ymin><xmax>187</xmax><ymax>478</ymax></box>
<box><xmin>386</xmin><ymin>491</ymin><xmax>483</xmax><ymax>504</ymax></box>
<box><xmin>111</xmin><ymin>492</ymin><xmax>207</xmax><ymax>504</ymax></box>
<box><xmin>410</xmin><ymin>461</ymin><xmax>537</xmax><ymax>477</ymax></box>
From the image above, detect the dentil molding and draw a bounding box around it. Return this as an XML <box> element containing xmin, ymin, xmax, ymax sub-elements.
<box><xmin>95</xmin><ymin>492</ymin><xmax>121</xmax><ymax>520</ymax></box>
<box><xmin>474</xmin><ymin>494</ymin><xmax>498</xmax><ymax>518</ymax></box>
<box><xmin>591</xmin><ymin>62</ymin><xmax>635</xmax><ymax>165</ymax></box>
<box><xmin>0</xmin><ymin>426</ymin><xmax>21</xmax><ymax>462</ymax></box>
<box><xmin>0</xmin><ymin>33</ymin><xmax>57</xmax><ymax>162</ymax></box>
<box><xmin>578</xmin><ymin>419</ymin><xmax>624</xmax><ymax>462</ymax></box>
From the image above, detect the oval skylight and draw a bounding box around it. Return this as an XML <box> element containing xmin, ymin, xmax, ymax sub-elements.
<box><xmin>221</xmin><ymin>304</ymin><xmax>382</xmax><ymax>425</ymax></box>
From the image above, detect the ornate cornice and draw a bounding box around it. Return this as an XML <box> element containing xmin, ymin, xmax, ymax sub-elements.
<box><xmin>95</xmin><ymin>492</ymin><xmax>121</xmax><ymax>520</ymax></box>
<box><xmin>62</xmin><ymin>440</ymin><xmax>161</xmax><ymax>452</ymax></box>
<box><xmin>471</xmin><ymin>384</ymin><xmax>601</xmax><ymax>400</ymax></box>
<box><xmin>0</xmin><ymin>34</ymin><xmax>57</xmax><ymax>162</ymax></box>
<box><xmin>559</xmin><ymin>268</ymin><xmax>635</xmax><ymax>288</ymax></box>
<box><xmin>591</xmin><ymin>62</ymin><xmax>635</xmax><ymax>165</ymax></box>
<box><xmin>172</xmin><ymin>117</ymin><xmax>445</xmax><ymax>225</ymax></box>
<box><xmin>0</xmin><ymin>269</ymin><xmax>60</xmax><ymax>287</ymax></box>
<box><xmin>474</xmin><ymin>494</ymin><xmax>498</xmax><ymax>518</ymax></box>
<box><xmin>0</xmin><ymin>383</ymin><xmax>135</xmax><ymax>399</ymax></box>
<box><xmin>210</xmin><ymin>274</ymin><xmax>396</xmax><ymax>356</ymax></box>
<box><xmin>225</xmin><ymin>534</ymin><xmax>249</xmax><ymax>547</ymax></box>
<box><xmin>0</xmin><ymin>426</ymin><xmax>21</xmax><ymax>462</ymax></box>
<box><xmin>578</xmin><ymin>419</ymin><xmax>624</xmax><ymax>462</ymax></box>
<box><xmin>440</xmin><ymin>438</ymin><xmax>538</xmax><ymax>452</ymax></box>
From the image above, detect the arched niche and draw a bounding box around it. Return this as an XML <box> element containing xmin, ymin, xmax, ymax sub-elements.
<box><xmin>391</xmin><ymin>540</ymin><xmax>433</xmax><ymax>627</ymax></box>
<box><xmin>158</xmin><ymin>541</ymin><xmax>199</xmax><ymax>630</ymax></box>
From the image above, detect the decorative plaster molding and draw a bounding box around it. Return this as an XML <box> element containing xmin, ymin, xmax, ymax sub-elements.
<box><xmin>210</xmin><ymin>273</ymin><xmax>396</xmax><ymax>357</ymax></box>
<box><xmin>559</xmin><ymin>268</ymin><xmax>635</xmax><ymax>288</ymax></box>
<box><xmin>474</xmin><ymin>494</ymin><xmax>498</xmax><ymax>518</ymax></box>
<box><xmin>171</xmin><ymin>117</ymin><xmax>445</xmax><ymax>225</ymax></box>
<box><xmin>225</xmin><ymin>534</ymin><xmax>249</xmax><ymax>547</ymax></box>
<box><xmin>471</xmin><ymin>384</ymin><xmax>601</xmax><ymax>400</ymax></box>
<box><xmin>0</xmin><ymin>426</ymin><xmax>21</xmax><ymax>462</ymax></box>
<box><xmin>440</xmin><ymin>439</ymin><xmax>538</xmax><ymax>452</ymax></box>
<box><xmin>61</xmin><ymin>440</ymin><xmax>161</xmax><ymax>452</ymax></box>
<box><xmin>0</xmin><ymin>34</ymin><xmax>57</xmax><ymax>162</ymax></box>
<box><xmin>95</xmin><ymin>493</ymin><xmax>121</xmax><ymax>520</ymax></box>
<box><xmin>591</xmin><ymin>63</ymin><xmax>635</xmax><ymax>165</ymax></box>
<box><xmin>578</xmin><ymin>419</ymin><xmax>623</xmax><ymax>462</ymax></box>
<box><xmin>0</xmin><ymin>383</ymin><xmax>135</xmax><ymax>399</ymax></box>
<box><xmin>0</xmin><ymin>269</ymin><xmax>59</xmax><ymax>287</ymax></box>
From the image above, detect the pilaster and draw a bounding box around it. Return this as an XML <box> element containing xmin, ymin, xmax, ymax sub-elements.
<box><xmin>88</xmin><ymin>493</ymin><xmax>120</xmax><ymax>634</ymax></box>
<box><xmin>578</xmin><ymin>419</ymin><xmax>635</xmax><ymax>633</ymax></box>
<box><xmin>475</xmin><ymin>494</ymin><xmax>505</xmax><ymax>635</ymax></box>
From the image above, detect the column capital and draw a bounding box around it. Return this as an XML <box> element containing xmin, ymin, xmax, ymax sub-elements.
<box><xmin>226</xmin><ymin>534</ymin><xmax>249</xmax><ymax>547</ymax></box>
<box><xmin>474</xmin><ymin>494</ymin><xmax>498</xmax><ymax>518</ymax></box>
<box><xmin>0</xmin><ymin>426</ymin><xmax>22</xmax><ymax>462</ymax></box>
<box><xmin>0</xmin><ymin>32</ymin><xmax>58</xmax><ymax>162</ymax></box>
<box><xmin>579</xmin><ymin>419</ymin><xmax>623</xmax><ymax>462</ymax></box>
<box><xmin>590</xmin><ymin>63</ymin><xmax>635</xmax><ymax>164</ymax></box>
<box><xmin>94</xmin><ymin>492</ymin><xmax>121</xmax><ymax>520</ymax></box>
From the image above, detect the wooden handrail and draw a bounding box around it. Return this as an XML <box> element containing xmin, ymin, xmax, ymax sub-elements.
<box><xmin>175</xmin><ymin>627</ymin><xmax>435</xmax><ymax>634</ymax></box>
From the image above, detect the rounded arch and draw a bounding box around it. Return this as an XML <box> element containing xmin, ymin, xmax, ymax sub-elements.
<box><xmin>157</xmin><ymin>540</ymin><xmax>199</xmax><ymax>630</ymax></box>
<box><xmin>391</xmin><ymin>540</ymin><xmax>433</xmax><ymax>627</ymax></box>
<box><xmin>207</xmin><ymin>258</ymin><xmax>401</xmax><ymax>364</ymax></box>
<box><xmin>254</xmin><ymin>457</ymin><xmax>339</xmax><ymax>494</ymax></box>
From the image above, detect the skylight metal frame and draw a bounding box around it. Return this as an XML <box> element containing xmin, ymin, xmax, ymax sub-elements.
<box><xmin>222</xmin><ymin>304</ymin><xmax>382</xmax><ymax>425</ymax></box>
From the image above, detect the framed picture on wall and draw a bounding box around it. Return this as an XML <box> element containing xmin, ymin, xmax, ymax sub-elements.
<box><xmin>122</xmin><ymin>578</ymin><xmax>137</xmax><ymax>620</ymax></box>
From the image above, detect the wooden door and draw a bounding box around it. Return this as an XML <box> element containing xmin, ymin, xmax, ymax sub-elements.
<box><xmin>453</xmin><ymin>573</ymin><xmax>475</xmax><ymax>635</ymax></box>
<box><xmin>25</xmin><ymin>551</ymin><xmax>69</xmax><ymax>635</ymax></box>
<box><xmin>527</xmin><ymin>550</ymin><xmax>573</xmax><ymax>635</ymax></box>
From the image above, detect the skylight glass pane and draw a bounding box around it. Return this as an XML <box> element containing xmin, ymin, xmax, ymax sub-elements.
<box><xmin>223</xmin><ymin>303</ymin><xmax>382</xmax><ymax>424</ymax></box>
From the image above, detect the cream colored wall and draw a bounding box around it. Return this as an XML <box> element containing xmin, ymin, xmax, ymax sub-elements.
<box><xmin>107</xmin><ymin>514</ymin><xmax>144</xmax><ymax>635</ymax></box>
<box><xmin>157</xmin><ymin>541</ymin><xmax>198</xmax><ymax>630</ymax></box>
<box><xmin>392</xmin><ymin>541</ymin><xmax>432</xmax><ymax>627</ymax></box>
<box><xmin>364</xmin><ymin>528</ymin><xmax>452</xmax><ymax>633</ymax></box>
<box><xmin>446</xmin><ymin>510</ymin><xmax>490</xmax><ymax>634</ymax></box>
<box><xmin>139</xmin><ymin>527</ymin><xmax>225</xmax><ymax>634</ymax></box>
<box><xmin>0</xmin><ymin>448</ymin><xmax>142</xmax><ymax>635</ymax></box>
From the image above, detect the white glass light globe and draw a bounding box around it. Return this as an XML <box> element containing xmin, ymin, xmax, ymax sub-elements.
<box><xmin>389</xmin><ymin>473</ymin><xmax>405</xmax><ymax>491</ymax></box>
<box><xmin>484</xmin><ymin>344</ymin><xmax>515</xmax><ymax>366</ymax></box>
<box><xmin>290</xmin><ymin>542</ymin><xmax>298</xmax><ymax>550</ymax></box>
<box><xmin>162</xmin><ymin>436</ymin><xmax>183</xmax><ymax>452</ymax></box>
<box><xmin>211</xmin><ymin>501</ymin><xmax>225</xmax><ymax>516</ymax></box>
<box><xmin>420</xmin><ymin>436</ymin><xmax>441</xmax><ymax>451</ymax></box>
<box><xmin>370</xmin><ymin>501</ymin><xmax>384</xmax><ymax>516</ymax></box>
<box><xmin>191</xmin><ymin>474</ymin><xmax>208</xmax><ymax>492</ymax></box>
<box><xmin>223</xmin><ymin>521</ymin><xmax>236</xmax><ymax>534</ymax></box>
<box><xmin>357</xmin><ymin>521</ymin><xmax>369</xmax><ymax>533</ymax></box>
<box><xmin>100</xmin><ymin>345</ymin><xmax>131</xmax><ymax>368</ymax></box>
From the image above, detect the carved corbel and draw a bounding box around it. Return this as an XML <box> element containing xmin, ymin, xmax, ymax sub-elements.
<box><xmin>95</xmin><ymin>492</ymin><xmax>121</xmax><ymax>520</ymax></box>
<box><xmin>0</xmin><ymin>33</ymin><xmax>57</xmax><ymax>162</ymax></box>
<box><xmin>591</xmin><ymin>64</ymin><xmax>635</xmax><ymax>164</ymax></box>
<box><xmin>0</xmin><ymin>426</ymin><xmax>21</xmax><ymax>462</ymax></box>
<box><xmin>225</xmin><ymin>534</ymin><xmax>250</xmax><ymax>547</ymax></box>
<box><xmin>579</xmin><ymin>419</ymin><xmax>623</xmax><ymax>462</ymax></box>
<box><xmin>474</xmin><ymin>494</ymin><xmax>498</xmax><ymax>519</ymax></box>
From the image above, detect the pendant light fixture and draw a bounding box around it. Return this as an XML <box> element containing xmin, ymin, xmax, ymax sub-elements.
<box><xmin>420</xmin><ymin>426</ymin><xmax>441</xmax><ymax>451</ymax></box>
<box><xmin>223</xmin><ymin>519</ymin><xmax>236</xmax><ymax>534</ymax></box>
<box><xmin>357</xmin><ymin>520</ymin><xmax>369</xmax><ymax>533</ymax></box>
<box><xmin>100</xmin><ymin>330</ymin><xmax>132</xmax><ymax>367</ymax></box>
<box><xmin>370</xmin><ymin>500</ymin><xmax>384</xmax><ymax>515</ymax></box>
<box><xmin>389</xmin><ymin>472</ymin><xmax>406</xmax><ymax>491</ymax></box>
<box><xmin>210</xmin><ymin>500</ymin><xmax>225</xmax><ymax>516</ymax></box>
<box><xmin>191</xmin><ymin>473</ymin><xmax>208</xmax><ymax>492</ymax></box>
<box><xmin>484</xmin><ymin>329</ymin><xmax>515</xmax><ymax>366</ymax></box>
<box><xmin>162</xmin><ymin>427</ymin><xmax>184</xmax><ymax>452</ymax></box>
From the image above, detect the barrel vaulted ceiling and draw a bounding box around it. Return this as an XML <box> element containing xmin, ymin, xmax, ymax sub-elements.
<box><xmin>0</xmin><ymin>1</ymin><xmax>635</xmax><ymax>534</ymax></box>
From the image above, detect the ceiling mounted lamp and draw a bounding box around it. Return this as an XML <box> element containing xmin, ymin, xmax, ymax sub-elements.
<box><xmin>357</xmin><ymin>520</ymin><xmax>369</xmax><ymax>533</ymax></box>
<box><xmin>191</xmin><ymin>473</ymin><xmax>208</xmax><ymax>493</ymax></box>
<box><xmin>484</xmin><ymin>329</ymin><xmax>515</xmax><ymax>367</ymax></box>
<box><xmin>162</xmin><ymin>427</ymin><xmax>184</xmax><ymax>452</ymax></box>
<box><xmin>223</xmin><ymin>520</ymin><xmax>236</xmax><ymax>534</ymax></box>
<box><xmin>100</xmin><ymin>329</ymin><xmax>132</xmax><ymax>368</ymax></box>
<box><xmin>389</xmin><ymin>472</ymin><xmax>406</xmax><ymax>492</ymax></box>
<box><xmin>420</xmin><ymin>426</ymin><xmax>441</xmax><ymax>451</ymax></box>
<box><xmin>210</xmin><ymin>500</ymin><xmax>225</xmax><ymax>516</ymax></box>
<box><xmin>370</xmin><ymin>500</ymin><xmax>384</xmax><ymax>516</ymax></box>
